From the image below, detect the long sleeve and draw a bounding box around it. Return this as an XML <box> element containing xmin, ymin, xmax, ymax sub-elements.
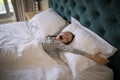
<box><xmin>55</xmin><ymin>41</ymin><xmax>86</xmax><ymax>55</ymax></box>
<box><xmin>42</xmin><ymin>37</ymin><xmax>109</xmax><ymax>65</ymax></box>
<box><xmin>42</xmin><ymin>37</ymin><xmax>87</xmax><ymax>56</ymax></box>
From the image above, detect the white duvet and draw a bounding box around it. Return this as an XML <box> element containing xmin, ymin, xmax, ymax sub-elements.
<box><xmin>0</xmin><ymin>21</ymin><xmax>41</xmax><ymax>57</ymax></box>
<box><xmin>0</xmin><ymin>21</ymin><xmax>113</xmax><ymax>80</ymax></box>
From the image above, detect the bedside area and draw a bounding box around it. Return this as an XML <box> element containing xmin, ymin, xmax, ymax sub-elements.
<box><xmin>25</xmin><ymin>11</ymin><xmax>36</xmax><ymax>20</ymax></box>
<box><xmin>25</xmin><ymin>0</ymin><xmax>48</xmax><ymax>20</ymax></box>
<box><xmin>25</xmin><ymin>11</ymin><xmax>43</xmax><ymax>20</ymax></box>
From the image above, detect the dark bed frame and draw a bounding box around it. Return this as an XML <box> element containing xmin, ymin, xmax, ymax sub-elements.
<box><xmin>48</xmin><ymin>0</ymin><xmax>120</xmax><ymax>80</ymax></box>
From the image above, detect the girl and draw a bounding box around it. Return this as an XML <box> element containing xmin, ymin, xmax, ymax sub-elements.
<box><xmin>41</xmin><ymin>31</ymin><xmax>109</xmax><ymax>65</ymax></box>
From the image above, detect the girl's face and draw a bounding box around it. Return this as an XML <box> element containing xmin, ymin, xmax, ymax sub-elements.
<box><xmin>55</xmin><ymin>32</ymin><xmax>74</xmax><ymax>44</ymax></box>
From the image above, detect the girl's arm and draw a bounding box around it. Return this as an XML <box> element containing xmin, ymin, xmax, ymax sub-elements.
<box><xmin>84</xmin><ymin>52</ymin><xmax>109</xmax><ymax>65</ymax></box>
<box><xmin>56</xmin><ymin>42</ymin><xmax>109</xmax><ymax>65</ymax></box>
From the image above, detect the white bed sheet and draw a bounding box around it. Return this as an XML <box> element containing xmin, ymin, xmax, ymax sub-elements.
<box><xmin>0</xmin><ymin>21</ymin><xmax>73</xmax><ymax>80</ymax></box>
<box><xmin>0</xmin><ymin>21</ymin><xmax>41</xmax><ymax>57</ymax></box>
<box><xmin>0</xmin><ymin>21</ymin><xmax>113</xmax><ymax>80</ymax></box>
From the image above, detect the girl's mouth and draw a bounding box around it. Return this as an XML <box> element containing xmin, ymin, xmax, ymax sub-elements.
<box><xmin>59</xmin><ymin>35</ymin><xmax>63</xmax><ymax>40</ymax></box>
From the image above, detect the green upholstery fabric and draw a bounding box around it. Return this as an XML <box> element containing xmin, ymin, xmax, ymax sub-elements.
<box><xmin>48</xmin><ymin>0</ymin><xmax>120</xmax><ymax>80</ymax></box>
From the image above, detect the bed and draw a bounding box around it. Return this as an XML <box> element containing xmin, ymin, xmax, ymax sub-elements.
<box><xmin>0</xmin><ymin>0</ymin><xmax>120</xmax><ymax>80</ymax></box>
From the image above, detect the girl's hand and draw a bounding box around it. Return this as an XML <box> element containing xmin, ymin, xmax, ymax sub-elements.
<box><xmin>85</xmin><ymin>52</ymin><xmax>109</xmax><ymax>65</ymax></box>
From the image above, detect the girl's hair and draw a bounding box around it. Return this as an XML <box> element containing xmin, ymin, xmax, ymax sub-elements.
<box><xmin>65</xmin><ymin>32</ymin><xmax>75</xmax><ymax>45</ymax></box>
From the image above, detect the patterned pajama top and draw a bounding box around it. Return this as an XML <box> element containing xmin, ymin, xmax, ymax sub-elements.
<box><xmin>41</xmin><ymin>36</ymin><xmax>86</xmax><ymax>62</ymax></box>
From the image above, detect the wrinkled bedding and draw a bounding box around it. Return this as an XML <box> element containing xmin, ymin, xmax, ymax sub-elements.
<box><xmin>0</xmin><ymin>21</ymin><xmax>41</xmax><ymax>57</ymax></box>
<box><xmin>0</xmin><ymin>21</ymin><xmax>113</xmax><ymax>80</ymax></box>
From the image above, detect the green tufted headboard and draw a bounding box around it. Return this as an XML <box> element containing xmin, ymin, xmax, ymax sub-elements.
<box><xmin>48</xmin><ymin>0</ymin><xmax>120</xmax><ymax>80</ymax></box>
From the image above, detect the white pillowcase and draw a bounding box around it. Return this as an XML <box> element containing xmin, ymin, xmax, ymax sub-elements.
<box><xmin>62</xmin><ymin>17</ymin><xmax>117</xmax><ymax>59</ymax></box>
<box><xmin>29</xmin><ymin>8</ymin><xmax>67</xmax><ymax>38</ymax></box>
<box><xmin>59</xmin><ymin>17</ymin><xmax>117</xmax><ymax>77</ymax></box>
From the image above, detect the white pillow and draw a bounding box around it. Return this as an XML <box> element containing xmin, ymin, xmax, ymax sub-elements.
<box><xmin>62</xmin><ymin>17</ymin><xmax>117</xmax><ymax>59</ymax></box>
<box><xmin>60</xmin><ymin>17</ymin><xmax>117</xmax><ymax>77</ymax></box>
<box><xmin>29</xmin><ymin>8</ymin><xmax>67</xmax><ymax>38</ymax></box>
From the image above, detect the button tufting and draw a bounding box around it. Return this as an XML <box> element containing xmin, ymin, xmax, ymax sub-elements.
<box><xmin>99</xmin><ymin>27</ymin><xmax>105</xmax><ymax>34</ymax></box>
<box><xmin>66</xmin><ymin>10</ymin><xmax>71</xmax><ymax>16</ymax></box>
<box><xmin>74</xmin><ymin>15</ymin><xmax>80</xmax><ymax>20</ymax></box>
<box><xmin>62</xmin><ymin>0</ymin><xmax>68</xmax><ymax>3</ymax></box>
<box><xmin>106</xmin><ymin>16</ymin><xmax>118</xmax><ymax>25</ymax></box>
<box><xmin>84</xmin><ymin>20</ymin><xmax>91</xmax><ymax>27</ymax></box>
<box><xmin>94</xmin><ymin>11</ymin><xmax>100</xmax><ymax>16</ymax></box>
<box><xmin>54</xmin><ymin>4</ymin><xmax>58</xmax><ymax>9</ymax></box>
<box><xmin>60</xmin><ymin>6</ymin><xmax>64</xmax><ymax>12</ymax></box>
<box><xmin>106</xmin><ymin>0</ymin><xmax>112</xmax><ymax>4</ymax></box>
<box><xmin>80</xmin><ymin>6</ymin><xmax>87</xmax><ymax>12</ymax></box>
<box><xmin>49</xmin><ymin>1</ymin><xmax>54</xmax><ymax>7</ymax></box>
<box><xmin>70</xmin><ymin>0</ymin><xmax>76</xmax><ymax>7</ymax></box>
<box><xmin>111</xmin><ymin>17</ymin><xmax>118</xmax><ymax>24</ymax></box>
<box><xmin>91</xmin><ymin>10</ymin><xmax>100</xmax><ymax>19</ymax></box>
